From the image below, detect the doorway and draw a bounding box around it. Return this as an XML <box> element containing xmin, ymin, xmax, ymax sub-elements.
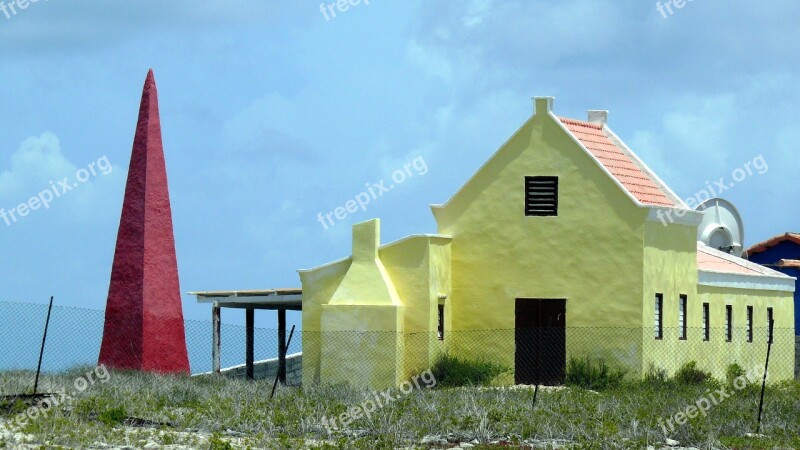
<box><xmin>515</xmin><ymin>298</ymin><xmax>566</xmax><ymax>385</ymax></box>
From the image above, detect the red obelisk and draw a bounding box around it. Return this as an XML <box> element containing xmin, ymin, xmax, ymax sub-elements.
<box><xmin>98</xmin><ymin>69</ymin><xmax>190</xmax><ymax>374</ymax></box>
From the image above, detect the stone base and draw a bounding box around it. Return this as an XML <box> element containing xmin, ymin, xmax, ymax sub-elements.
<box><xmin>203</xmin><ymin>353</ymin><xmax>302</xmax><ymax>385</ymax></box>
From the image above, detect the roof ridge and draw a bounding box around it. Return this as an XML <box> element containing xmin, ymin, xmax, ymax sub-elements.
<box><xmin>746</xmin><ymin>232</ymin><xmax>800</xmax><ymax>255</ymax></box>
<box><xmin>558</xmin><ymin>116</ymin><xmax>603</xmax><ymax>130</ymax></box>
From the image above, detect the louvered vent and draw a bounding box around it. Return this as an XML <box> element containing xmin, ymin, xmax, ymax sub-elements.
<box><xmin>525</xmin><ymin>176</ymin><xmax>558</xmax><ymax>216</ymax></box>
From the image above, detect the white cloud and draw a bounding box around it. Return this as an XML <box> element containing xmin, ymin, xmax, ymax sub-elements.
<box><xmin>0</xmin><ymin>132</ymin><xmax>75</xmax><ymax>198</ymax></box>
<box><xmin>0</xmin><ymin>132</ymin><xmax>121</xmax><ymax>225</ymax></box>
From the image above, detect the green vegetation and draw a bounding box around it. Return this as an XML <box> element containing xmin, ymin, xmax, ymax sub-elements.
<box><xmin>564</xmin><ymin>356</ymin><xmax>627</xmax><ymax>390</ymax></box>
<box><xmin>97</xmin><ymin>406</ymin><xmax>127</xmax><ymax>427</ymax></box>
<box><xmin>726</xmin><ymin>363</ymin><xmax>747</xmax><ymax>388</ymax></box>
<box><xmin>674</xmin><ymin>360</ymin><xmax>712</xmax><ymax>385</ymax></box>
<box><xmin>0</xmin><ymin>368</ymin><xmax>798</xmax><ymax>449</ymax></box>
<box><xmin>430</xmin><ymin>353</ymin><xmax>509</xmax><ymax>387</ymax></box>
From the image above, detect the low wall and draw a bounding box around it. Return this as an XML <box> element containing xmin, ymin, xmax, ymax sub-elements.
<box><xmin>796</xmin><ymin>336</ymin><xmax>799</xmax><ymax>380</ymax></box>
<box><xmin>195</xmin><ymin>353</ymin><xmax>302</xmax><ymax>385</ymax></box>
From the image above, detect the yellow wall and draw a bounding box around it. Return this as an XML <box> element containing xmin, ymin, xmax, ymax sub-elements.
<box><xmin>320</xmin><ymin>304</ymin><xmax>404</xmax><ymax>388</ymax></box>
<box><xmin>431</xmin><ymin>101</ymin><xmax>647</xmax><ymax>374</ymax></box>
<box><xmin>380</xmin><ymin>236</ymin><xmax>452</xmax><ymax>378</ymax></box>
<box><xmin>299</xmin><ymin>257</ymin><xmax>350</xmax><ymax>385</ymax></box>
<box><xmin>640</xmin><ymin>220</ymin><xmax>698</xmax><ymax>376</ymax></box>
<box><xmin>691</xmin><ymin>286</ymin><xmax>794</xmax><ymax>381</ymax></box>
<box><xmin>300</xmin><ymin>221</ymin><xmax>451</xmax><ymax>387</ymax></box>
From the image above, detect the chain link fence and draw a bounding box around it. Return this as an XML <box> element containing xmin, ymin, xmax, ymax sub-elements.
<box><xmin>0</xmin><ymin>301</ymin><xmax>299</xmax><ymax>376</ymax></box>
<box><xmin>1</xmin><ymin>301</ymin><xmax>796</xmax><ymax>385</ymax></box>
<box><xmin>302</xmin><ymin>327</ymin><xmax>796</xmax><ymax>387</ymax></box>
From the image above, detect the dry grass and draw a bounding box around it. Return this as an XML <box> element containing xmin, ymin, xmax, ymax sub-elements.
<box><xmin>1</xmin><ymin>367</ymin><xmax>799</xmax><ymax>449</ymax></box>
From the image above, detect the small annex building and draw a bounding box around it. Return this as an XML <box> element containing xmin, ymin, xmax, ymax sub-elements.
<box><xmin>299</xmin><ymin>97</ymin><xmax>796</xmax><ymax>388</ymax></box>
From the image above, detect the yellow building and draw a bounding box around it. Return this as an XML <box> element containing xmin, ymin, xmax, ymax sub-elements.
<box><xmin>300</xmin><ymin>97</ymin><xmax>795</xmax><ymax>388</ymax></box>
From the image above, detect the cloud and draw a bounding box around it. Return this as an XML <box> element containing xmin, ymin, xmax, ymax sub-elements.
<box><xmin>0</xmin><ymin>132</ymin><xmax>75</xmax><ymax>197</ymax></box>
<box><xmin>223</xmin><ymin>92</ymin><xmax>317</xmax><ymax>163</ymax></box>
<box><xmin>0</xmin><ymin>132</ymin><xmax>121</xmax><ymax>225</ymax></box>
<box><xmin>0</xmin><ymin>0</ymin><xmax>311</xmax><ymax>56</ymax></box>
<box><xmin>408</xmin><ymin>0</ymin><xmax>800</xmax><ymax>97</ymax></box>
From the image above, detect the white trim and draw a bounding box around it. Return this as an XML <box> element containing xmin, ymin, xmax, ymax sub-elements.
<box><xmin>603</xmin><ymin>125</ymin><xmax>690</xmax><ymax>210</ymax></box>
<box><xmin>646</xmin><ymin>207</ymin><xmax>704</xmax><ymax>227</ymax></box>
<box><xmin>698</xmin><ymin>271</ymin><xmax>796</xmax><ymax>292</ymax></box>
<box><xmin>550</xmin><ymin>112</ymin><xmax>645</xmax><ymax>208</ymax></box>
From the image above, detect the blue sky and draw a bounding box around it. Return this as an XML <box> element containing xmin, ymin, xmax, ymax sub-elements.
<box><xmin>1</xmin><ymin>0</ymin><xmax>798</xmax><ymax>329</ymax></box>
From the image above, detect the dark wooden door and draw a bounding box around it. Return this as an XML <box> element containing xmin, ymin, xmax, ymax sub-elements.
<box><xmin>515</xmin><ymin>299</ymin><xmax>566</xmax><ymax>385</ymax></box>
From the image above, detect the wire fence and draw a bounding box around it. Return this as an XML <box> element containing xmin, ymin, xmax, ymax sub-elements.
<box><xmin>302</xmin><ymin>327</ymin><xmax>797</xmax><ymax>387</ymax></box>
<box><xmin>1</xmin><ymin>301</ymin><xmax>797</xmax><ymax>386</ymax></box>
<box><xmin>0</xmin><ymin>301</ymin><xmax>299</xmax><ymax>376</ymax></box>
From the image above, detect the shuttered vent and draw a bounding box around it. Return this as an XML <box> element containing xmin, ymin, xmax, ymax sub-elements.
<box><xmin>525</xmin><ymin>176</ymin><xmax>558</xmax><ymax>216</ymax></box>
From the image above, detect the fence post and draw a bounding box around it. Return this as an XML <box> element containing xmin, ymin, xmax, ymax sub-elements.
<box><xmin>756</xmin><ymin>318</ymin><xmax>774</xmax><ymax>435</ymax></box>
<box><xmin>212</xmin><ymin>303</ymin><xmax>221</xmax><ymax>374</ymax></box>
<box><xmin>33</xmin><ymin>296</ymin><xmax>54</xmax><ymax>395</ymax></box>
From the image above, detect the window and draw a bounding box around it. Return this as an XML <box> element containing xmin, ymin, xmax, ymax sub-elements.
<box><xmin>678</xmin><ymin>295</ymin><xmax>687</xmax><ymax>340</ymax></box>
<box><xmin>725</xmin><ymin>305</ymin><xmax>733</xmax><ymax>342</ymax></box>
<box><xmin>767</xmin><ymin>307</ymin><xmax>774</xmax><ymax>343</ymax></box>
<box><xmin>746</xmin><ymin>306</ymin><xmax>753</xmax><ymax>342</ymax></box>
<box><xmin>437</xmin><ymin>304</ymin><xmax>445</xmax><ymax>341</ymax></box>
<box><xmin>702</xmin><ymin>303</ymin><xmax>710</xmax><ymax>341</ymax></box>
<box><xmin>654</xmin><ymin>294</ymin><xmax>663</xmax><ymax>340</ymax></box>
<box><xmin>525</xmin><ymin>176</ymin><xmax>558</xmax><ymax>216</ymax></box>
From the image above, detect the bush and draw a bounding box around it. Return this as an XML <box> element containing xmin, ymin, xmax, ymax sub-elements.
<box><xmin>565</xmin><ymin>357</ymin><xmax>627</xmax><ymax>390</ymax></box>
<box><xmin>674</xmin><ymin>361</ymin><xmax>711</xmax><ymax>385</ymax></box>
<box><xmin>97</xmin><ymin>406</ymin><xmax>127</xmax><ymax>427</ymax></box>
<box><xmin>208</xmin><ymin>434</ymin><xmax>234</xmax><ymax>450</ymax></box>
<box><xmin>430</xmin><ymin>353</ymin><xmax>509</xmax><ymax>387</ymax></box>
<box><xmin>726</xmin><ymin>363</ymin><xmax>747</xmax><ymax>388</ymax></box>
<box><xmin>643</xmin><ymin>364</ymin><xmax>669</xmax><ymax>384</ymax></box>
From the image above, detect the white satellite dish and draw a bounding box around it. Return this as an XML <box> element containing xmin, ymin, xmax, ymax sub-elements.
<box><xmin>695</xmin><ymin>198</ymin><xmax>745</xmax><ymax>257</ymax></box>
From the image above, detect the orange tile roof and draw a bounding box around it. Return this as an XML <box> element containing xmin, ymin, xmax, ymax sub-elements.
<box><xmin>559</xmin><ymin>117</ymin><xmax>676</xmax><ymax>207</ymax></box>
<box><xmin>697</xmin><ymin>243</ymin><xmax>790</xmax><ymax>277</ymax></box>
<box><xmin>774</xmin><ymin>259</ymin><xmax>800</xmax><ymax>268</ymax></box>
<box><xmin>746</xmin><ymin>232</ymin><xmax>800</xmax><ymax>256</ymax></box>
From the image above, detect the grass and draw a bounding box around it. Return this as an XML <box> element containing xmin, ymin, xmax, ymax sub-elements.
<box><xmin>1</xmin><ymin>367</ymin><xmax>799</xmax><ymax>449</ymax></box>
<box><xmin>430</xmin><ymin>353</ymin><xmax>510</xmax><ymax>387</ymax></box>
<box><xmin>565</xmin><ymin>356</ymin><xmax>628</xmax><ymax>391</ymax></box>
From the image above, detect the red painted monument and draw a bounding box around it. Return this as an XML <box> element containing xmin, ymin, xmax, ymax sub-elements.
<box><xmin>98</xmin><ymin>69</ymin><xmax>190</xmax><ymax>374</ymax></box>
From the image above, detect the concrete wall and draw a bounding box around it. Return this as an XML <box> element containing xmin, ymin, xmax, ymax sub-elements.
<box><xmin>210</xmin><ymin>353</ymin><xmax>302</xmax><ymax>385</ymax></box>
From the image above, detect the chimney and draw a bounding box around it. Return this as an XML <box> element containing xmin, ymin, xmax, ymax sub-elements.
<box><xmin>534</xmin><ymin>96</ymin><xmax>554</xmax><ymax>116</ymax></box>
<box><xmin>329</xmin><ymin>218</ymin><xmax>402</xmax><ymax>306</ymax></box>
<box><xmin>588</xmin><ymin>110</ymin><xmax>608</xmax><ymax>125</ymax></box>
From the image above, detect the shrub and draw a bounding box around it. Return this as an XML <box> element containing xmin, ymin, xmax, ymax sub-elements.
<box><xmin>643</xmin><ymin>364</ymin><xmax>668</xmax><ymax>384</ymax></box>
<box><xmin>97</xmin><ymin>406</ymin><xmax>127</xmax><ymax>427</ymax></box>
<box><xmin>674</xmin><ymin>361</ymin><xmax>711</xmax><ymax>385</ymax></box>
<box><xmin>208</xmin><ymin>434</ymin><xmax>234</xmax><ymax>450</ymax></box>
<box><xmin>565</xmin><ymin>357</ymin><xmax>627</xmax><ymax>390</ymax></box>
<box><xmin>430</xmin><ymin>353</ymin><xmax>509</xmax><ymax>387</ymax></box>
<box><xmin>726</xmin><ymin>363</ymin><xmax>747</xmax><ymax>388</ymax></box>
